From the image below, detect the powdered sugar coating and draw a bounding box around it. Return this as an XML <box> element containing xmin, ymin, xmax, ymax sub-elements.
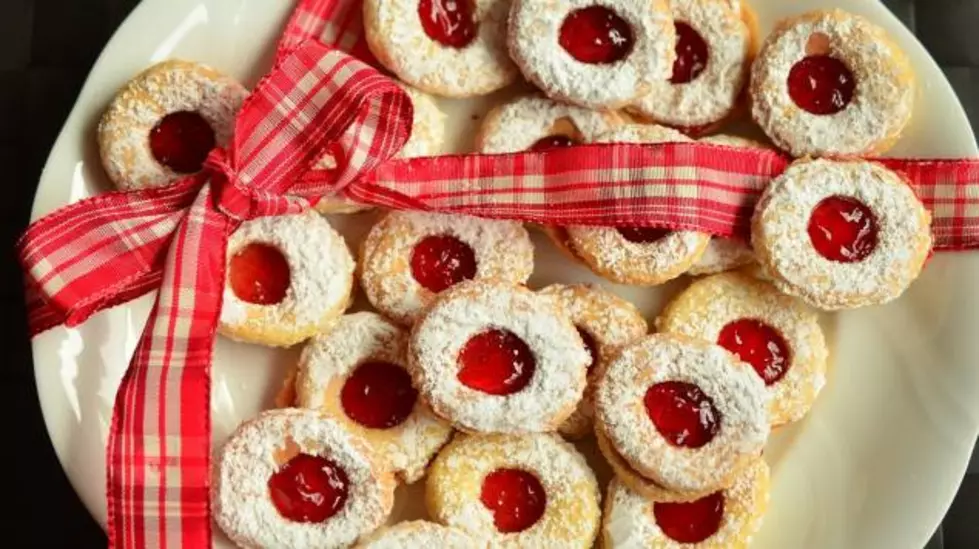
<box><xmin>212</xmin><ymin>408</ymin><xmax>394</xmax><ymax>549</ymax></box>
<box><xmin>355</xmin><ymin>520</ymin><xmax>479</xmax><ymax>548</ymax></box>
<box><xmin>426</xmin><ymin>433</ymin><xmax>601</xmax><ymax>547</ymax></box>
<box><xmin>563</xmin><ymin>125</ymin><xmax>709</xmax><ymax>285</ymax></box>
<box><xmin>409</xmin><ymin>280</ymin><xmax>590</xmax><ymax>433</ymax></box>
<box><xmin>657</xmin><ymin>272</ymin><xmax>829</xmax><ymax>425</ymax></box>
<box><xmin>507</xmin><ymin>0</ymin><xmax>676</xmax><ymax>109</ymax></box>
<box><xmin>751</xmin><ymin>158</ymin><xmax>932</xmax><ymax>310</ymax></box>
<box><xmin>630</xmin><ymin>0</ymin><xmax>751</xmax><ymax>127</ymax></box>
<box><xmin>750</xmin><ymin>9</ymin><xmax>915</xmax><ymax>157</ymax></box>
<box><xmin>98</xmin><ymin>59</ymin><xmax>247</xmax><ymax>190</ymax></box>
<box><xmin>316</xmin><ymin>84</ymin><xmax>447</xmax><ymax>214</ymax></box>
<box><xmin>476</xmin><ymin>94</ymin><xmax>623</xmax><ymax>153</ymax></box>
<box><xmin>359</xmin><ymin>212</ymin><xmax>534</xmax><ymax>325</ymax></box>
<box><xmin>594</xmin><ymin>334</ymin><xmax>769</xmax><ymax>493</ymax></box>
<box><xmin>220</xmin><ymin>211</ymin><xmax>355</xmax><ymax>347</ymax></box>
<box><xmin>539</xmin><ymin>283</ymin><xmax>648</xmax><ymax>438</ymax></box>
<box><xmin>364</xmin><ymin>0</ymin><xmax>518</xmax><ymax>97</ymax></box>
<box><xmin>296</xmin><ymin>312</ymin><xmax>454</xmax><ymax>483</ymax></box>
<box><xmin>602</xmin><ymin>458</ymin><xmax>770</xmax><ymax>549</ymax></box>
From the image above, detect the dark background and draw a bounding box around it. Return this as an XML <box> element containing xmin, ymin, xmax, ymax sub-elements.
<box><xmin>3</xmin><ymin>0</ymin><xmax>978</xmax><ymax>547</ymax></box>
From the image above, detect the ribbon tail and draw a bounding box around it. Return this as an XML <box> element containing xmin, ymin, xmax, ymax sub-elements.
<box><xmin>106</xmin><ymin>185</ymin><xmax>230</xmax><ymax>549</ymax></box>
<box><xmin>275</xmin><ymin>0</ymin><xmax>375</xmax><ymax>64</ymax></box>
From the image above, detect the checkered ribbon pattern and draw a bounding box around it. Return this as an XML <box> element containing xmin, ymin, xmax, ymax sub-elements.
<box><xmin>15</xmin><ymin>0</ymin><xmax>979</xmax><ymax>547</ymax></box>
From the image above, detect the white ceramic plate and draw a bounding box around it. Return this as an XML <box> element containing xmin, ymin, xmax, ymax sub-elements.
<box><xmin>30</xmin><ymin>0</ymin><xmax>979</xmax><ymax>547</ymax></box>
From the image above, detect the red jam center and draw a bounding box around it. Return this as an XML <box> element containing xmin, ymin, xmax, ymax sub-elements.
<box><xmin>418</xmin><ymin>0</ymin><xmax>477</xmax><ymax>49</ymax></box>
<box><xmin>617</xmin><ymin>227</ymin><xmax>670</xmax><ymax>244</ymax></box>
<box><xmin>787</xmin><ymin>55</ymin><xmax>856</xmax><ymax>115</ymax></box>
<box><xmin>149</xmin><ymin>111</ymin><xmax>216</xmax><ymax>174</ymax></box>
<box><xmin>410</xmin><ymin>235</ymin><xmax>478</xmax><ymax>293</ymax></box>
<box><xmin>559</xmin><ymin>6</ymin><xmax>634</xmax><ymax>64</ymax></box>
<box><xmin>530</xmin><ymin>135</ymin><xmax>578</xmax><ymax>151</ymax></box>
<box><xmin>807</xmin><ymin>195</ymin><xmax>879</xmax><ymax>263</ymax></box>
<box><xmin>458</xmin><ymin>329</ymin><xmax>536</xmax><ymax>395</ymax></box>
<box><xmin>653</xmin><ymin>491</ymin><xmax>725</xmax><ymax>543</ymax></box>
<box><xmin>480</xmin><ymin>468</ymin><xmax>547</xmax><ymax>533</ymax></box>
<box><xmin>340</xmin><ymin>361</ymin><xmax>418</xmax><ymax>429</ymax></box>
<box><xmin>576</xmin><ymin>326</ymin><xmax>599</xmax><ymax>373</ymax></box>
<box><xmin>268</xmin><ymin>453</ymin><xmax>349</xmax><ymax>523</ymax></box>
<box><xmin>670</xmin><ymin>22</ymin><xmax>709</xmax><ymax>84</ymax></box>
<box><xmin>229</xmin><ymin>243</ymin><xmax>291</xmax><ymax>305</ymax></box>
<box><xmin>718</xmin><ymin>319</ymin><xmax>791</xmax><ymax>385</ymax></box>
<box><xmin>644</xmin><ymin>381</ymin><xmax>720</xmax><ymax>449</ymax></box>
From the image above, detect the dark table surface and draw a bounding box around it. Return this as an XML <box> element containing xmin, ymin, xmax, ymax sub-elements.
<box><xmin>4</xmin><ymin>0</ymin><xmax>978</xmax><ymax>547</ymax></box>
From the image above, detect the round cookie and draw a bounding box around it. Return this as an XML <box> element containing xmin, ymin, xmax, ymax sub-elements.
<box><xmin>359</xmin><ymin>211</ymin><xmax>534</xmax><ymax>325</ymax></box>
<box><xmin>354</xmin><ymin>521</ymin><xmax>479</xmax><ymax>548</ymax></box>
<box><xmin>751</xmin><ymin>158</ymin><xmax>932</xmax><ymax>310</ymax></box>
<box><xmin>98</xmin><ymin>59</ymin><xmax>248</xmax><ymax>190</ymax></box>
<box><xmin>507</xmin><ymin>0</ymin><xmax>676</xmax><ymax>109</ymax></box>
<box><xmin>220</xmin><ymin>211</ymin><xmax>355</xmax><ymax>347</ymax></box>
<box><xmin>296</xmin><ymin>312</ymin><xmax>454</xmax><ymax>483</ymax></box>
<box><xmin>539</xmin><ymin>283</ymin><xmax>648</xmax><ymax>438</ymax></box>
<box><xmin>364</xmin><ymin>0</ymin><xmax>518</xmax><ymax>97</ymax></box>
<box><xmin>602</xmin><ymin>458</ymin><xmax>770</xmax><ymax>548</ymax></box>
<box><xmin>750</xmin><ymin>9</ymin><xmax>915</xmax><ymax>157</ymax></box>
<box><xmin>213</xmin><ymin>408</ymin><xmax>395</xmax><ymax>549</ymax></box>
<box><xmin>594</xmin><ymin>333</ymin><xmax>769</xmax><ymax>495</ymax></box>
<box><xmin>476</xmin><ymin>93</ymin><xmax>623</xmax><ymax>153</ymax></box>
<box><xmin>657</xmin><ymin>272</ymin><xmax>829</xmax><ymax>425</ymax></box>
<box><xmin>409</xmin><ymin>280</ymin><xmax>590</xmax><ymax>433</ymax></box>
<box><xmin>426</xmin><ymin>433</ymin><xmax>601</xmax><ymax>548</ymax></box>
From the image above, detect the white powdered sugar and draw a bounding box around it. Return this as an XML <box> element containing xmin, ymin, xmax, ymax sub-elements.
<box><xmin>750</xmin><ymin>9</ymin><xmax>915</xmax><ymax>157</ymax></box>
<box><xmin>359</xmin><ymin>211</ymin><xmax>534</xmax><ymax>325</ymax></box>
<box><xmin>630</xmin><ymin>0</ymin><xmax>751</xmax><ymax>127</ymax></box>
<box><xmin>656</xmin><ymin>272</ymin><xmax>829</xmax><ymax>425</ymax></box>
<box><xmin>508</xmin><ymin>0</ymin><xmax>676</xmax><ymax>108</ymax></box>
<box><xmin>427</xmin><ymin>433</ymin><xmax>600</xmax><ymax>547</ymax></box>
<box><xmin>355</xmin><ymin>520</ymin><xmax>477</xmax><ymax>548</ymax></box>
<box><xmin>539</xmin><ymin>283</ymin><xmax>648</xmax><ymax>437</ymax></box>
<box><xmin>751</xmin><ymin>158</ymin><xmax>932</xmax><ymax>310</ymax></box>
<box><xmin>296</xmin><ymin>312</ymin><xmax>454</xmax><ymax>483</ymax></box>
<box><xmin>409</xmin><ymin>281</ymin><xmax>590</xmax><ymax>433</ymax></box>
<box><xmin>687</xmin><ymin>236</ymin><xmax>756</xmax><ymax>275</ymax></box>
<box><xmin>602</xmin><ymin>458</ymin><xmax>769</xmax><ymax>548</ymax></box>
<box><xmin>98</xmin><ymin>60</ymin><xmax>247</xmax><ymax>190</ymax></box>
<box><xmin>212</xmin><ymin>408</ymin><xmax>393</xmax><ymax>549</ymax></box>
<box><xmin>594</xmin><ymin>334</ymin><xmax>769</xmax><ymax>493</ymax></box>
<box><xmin>477</xmin><ymin>94</ymin><xmax>622</xmax><ymax>153</ymax></box>
<box><xmin>363</xmin><ymin>0</ymin><xmax>518</xmax><ymax>96</ymax></box>
<box><xmin>220</xmin><ymin>211</ymin><xmax>355</xmax><ymax>341</ymax></box>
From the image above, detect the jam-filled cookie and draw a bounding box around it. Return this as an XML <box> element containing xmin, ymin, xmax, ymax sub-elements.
<box><xmin>355</xmin><ymin>521</ymin><xmax>479</xmax><ymax>548</ymax></box>
<box><xmin>409</xmin><ymin>280</ymin><xmax>590</xmax><ymax>433</ymax></box>
<box><xmin>539</xmin><ymin>283</ymin><xmax>648</xmax><ymax>438</ymax></box>
<box><xmin>657</xmin><ymin>272</ymin><xmax>828</xmax><ymax>425</ymax></box>
<box><xmin>594</xmin><ymin>334</ymin><xmax>769</xmax><ymax>496</ymax></box>
<box><xmin>364</xmin><ymin>0</ymin><xmax>518</xmax><ymax>96</ymax></box>
<box><xmin>316</xmin><ymin>84</ymin><xmax>447</xmax><ymax>214</ymax></box>
<box><xmin>750</xmin><ymin>9</ymin><xmax>915</xmax><ymax>157</ymax></box>
<box><xmin>426</xmin><ymin>433</ymin><xmax>601</xmax><ymax>548</ymax></box>
<box><xmin>686</xmin><ymin>134</ymin><xmax>769</xmax><ymax>276</ymax></box>
<box><xmin>602</xmin><ymin>458</ymin><xmax>769</xmax><ymax>548</ymax></box>
<box><xmin>629</xmin><ymin>0</ymin><xmax>752</xmax><ymax>135</ymax></box>
<box><xmin>220</xmin><ymin>211</ymin><xmax>355</xmax><ymax>347</ymax></box>
<box><xmin>555</xmin><ymin>125</ymin><xmax>710</xmax><ymax>286</ymax></box>
<box><xmin>476</xmin><ymin>94</ymin><xmax>623</xmax><ymax>153</ymax></box>
<box><xmin>752</xmin><ymin>158</ymin><xmax>932</xmax><ymax>310</ymax></box>
<box><xmin>296</xmin><ymin>312</ymin><xmax>454</xmax><ymax>483</ymax></box>
<box><xmin>213</xmin><ymin>408</ymin><xmax>395</xmax><ymax>549</ymax></box>
<box><xmin>507</xmin><ymin>0</ymin><xmax>676</xmax><ymax>109</ymax></box>
<box><xmin>359</xmin><ymin>212</ymin><xmax>534</xmax><ymax>325</ymax></box>
<box><xmin>98</xmin><ymin>60</ymin><xmax>248</xmax><ymax>190</ymax></box>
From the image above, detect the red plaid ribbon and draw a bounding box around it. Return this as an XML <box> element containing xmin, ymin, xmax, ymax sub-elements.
<box><xmin>17</xmin><ymin>0</ymin><xmax>979</xmax><ymax>547</ymax></box>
